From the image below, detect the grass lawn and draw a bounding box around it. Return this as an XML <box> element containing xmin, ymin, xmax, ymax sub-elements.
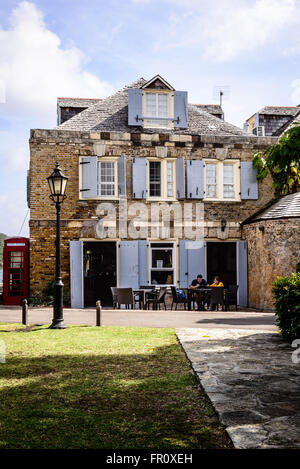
<box><xmin>0</xmin><ymin>323</ymin><xmax>232</xmax><ymax>449</ymax></box>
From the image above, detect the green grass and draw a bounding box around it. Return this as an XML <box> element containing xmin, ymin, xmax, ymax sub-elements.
<box><xmin>0</xmin><ymin>324</ymin><xmax>232</xmax><ymax>449</ymax></box>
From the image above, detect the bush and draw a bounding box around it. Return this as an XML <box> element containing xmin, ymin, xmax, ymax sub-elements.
<box><xmin>28</xmin><ymin>281</ymin><xmax>70</xmax><ymax>307</ymax></box>
<box><xmin>272</xmin><ymin>273</ymin><xmax>300</xmax><ymax>341</ymax></box>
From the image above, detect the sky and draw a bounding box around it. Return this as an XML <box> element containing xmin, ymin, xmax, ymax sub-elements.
<box><xmin>0</xmin><ymin>0</ymin><xmax>300</xmax><ymax>236</ymax></box>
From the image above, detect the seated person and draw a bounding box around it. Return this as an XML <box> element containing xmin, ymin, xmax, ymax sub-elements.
<box><xmin>189</xmin><ymin>274</ymin><xmax>207</xmax><ymax>309</ymax></box>
<box><xmin>210</xmin><ymin>275</ymin><xmax>224</xmax><ymax>311</ymax></box>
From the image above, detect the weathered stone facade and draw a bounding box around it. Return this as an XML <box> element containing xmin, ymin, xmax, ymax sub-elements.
<box><xmin>29</xmin><ymin>128</ymin><xmax>274</xmax><ymax>297</ymax></box>
<box><xmin>242</xmin><ymin>218</ymin><xmax>300</xmax><ymax>310</ymax></box>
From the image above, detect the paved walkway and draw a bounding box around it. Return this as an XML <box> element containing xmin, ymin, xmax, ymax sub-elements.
<box><xmin>0</xmin><ymin>306</ymin><xmax>276</xmax><ymax>330</ymax></box>
<box><xmin>176</xmin><ymin>328</ymin><xmax>300</xmax><ymax>449</ymax></box>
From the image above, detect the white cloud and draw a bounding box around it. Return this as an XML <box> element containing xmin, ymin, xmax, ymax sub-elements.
<box><xmin>0</xmin><ymin>1</ymin><xmax>113</xmax><ymax>171</ymax></box>
<box><xmin>291</xmin><ymin>79</ymin><xmax>300</xmax><ymax>104</ymax></box>
<box><xmin>203</xmin><ymin>0</ymin><xmax>298</xmax><ymax>62</ymax></box>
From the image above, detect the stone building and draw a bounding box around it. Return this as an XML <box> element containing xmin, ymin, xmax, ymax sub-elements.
<box><xmin>242</xmin><ymin>192</ymin><xmax>300</xmax><ymax>310</ymax></box>
<box><xmin>29</xmin><ymin>74</ymin><xmax>275</xmax><ymax>308</ymax></box>
<box><xmin>244</xmin><ymin>105</ymin><xmax>300</xmax><ymax>137</ymax></box>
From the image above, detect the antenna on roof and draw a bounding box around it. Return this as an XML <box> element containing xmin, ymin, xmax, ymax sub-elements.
<box><xmin>213</xmin><ymin>86</ymin><xmax>230</xmax><ymax>107</ymax></box>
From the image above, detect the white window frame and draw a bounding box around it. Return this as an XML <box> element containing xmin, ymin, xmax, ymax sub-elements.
<box><xmin>149</xmin><ymin>241</ymin><xmax>176</xmax><ymax>287</ymax></box>
<box><xmin>142</xmin><ymin>90</ymin><xmax>174</xmax><ymax>129</ymax></box>
<box><xmin>147</xmin><ymin>158</ymin><xmax>176</xmax><ymax>201</ymax></box>
<box><xmin>204</xmin><ymin>159</ymin><xmax>241</xmax><ymax>201</ymax></box>
<box><xmin>79</xmin><ymin>157</ymin><xmax>118</xmax><ymax>200</ymax></box>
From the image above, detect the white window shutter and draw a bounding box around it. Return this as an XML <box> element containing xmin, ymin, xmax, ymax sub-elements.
<box><xmin>81</xmin><ymin>156</ymin><xmax>98</xmax><ymax>198</ymax></box>
<box><xmin>241</xmin><ymin>162</ymin><xmax>258</xmax><ymax>199</ymax></box>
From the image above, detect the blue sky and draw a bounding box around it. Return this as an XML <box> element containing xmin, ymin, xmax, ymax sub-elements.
<box><xmin>0</xmin><ymin>0</ymin><xmax>300</xmax><ymax>236</ymax></box>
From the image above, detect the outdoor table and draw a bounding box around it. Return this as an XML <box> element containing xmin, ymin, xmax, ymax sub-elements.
<box><xmin>187</xmin><ymin>287</ymin><xmax>212</xmax><ymax>311</ymax></box>
<box><xmin>133</xmin><ymin>288</ymin><xmax>156</xmax><ymax>310</ymax></box>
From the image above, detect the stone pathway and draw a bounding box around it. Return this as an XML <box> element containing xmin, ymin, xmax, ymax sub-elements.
<box><xmin>176</xmin><ymin>328</ymin><xmax>300</xmax><ymax>449</ymax></box>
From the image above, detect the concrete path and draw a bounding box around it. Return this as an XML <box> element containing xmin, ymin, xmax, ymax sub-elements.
<box><xmin>176</xmin><ymin>328</ymin><xmax>300</xmax><ymax>449</ymax></box>
<box><xmin>0</xmin><ymin>306</ymin><xmax>276</xmax><ymax>330</ymax></box>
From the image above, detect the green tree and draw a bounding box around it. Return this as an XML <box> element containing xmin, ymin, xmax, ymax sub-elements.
<box><xmin>253</xmin><ymin>124</ymin><xmax>300</xmax><ymax>196</ymax></box>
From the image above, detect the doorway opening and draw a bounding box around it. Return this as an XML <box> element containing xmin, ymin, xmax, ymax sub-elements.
<box><xmin>206</xmin><ymin>242</ymin><xmax>236</xmax><ymax>286</ymax></box>
<box><xmin>83</xmin><ymin>242</ymin><xmax>116</xmax><ymax>307</ymax></box>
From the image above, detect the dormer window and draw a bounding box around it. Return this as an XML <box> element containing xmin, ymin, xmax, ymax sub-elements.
<box><xmin>128</xmin><ymin>74</ymin><xmax>188</xmax><ymax>129</ymax></box>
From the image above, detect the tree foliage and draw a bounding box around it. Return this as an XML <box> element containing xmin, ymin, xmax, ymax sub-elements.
<box><xmin>253</xmin><ymin>124</ymin><xmax>300</xmax><ymax>196</ymax></box>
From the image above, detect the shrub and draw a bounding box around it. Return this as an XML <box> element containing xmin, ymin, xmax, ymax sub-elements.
<box><xmin>272</xmin><ymin>272</ymin><xmax>300</xmax><ymax>341</ymax></box>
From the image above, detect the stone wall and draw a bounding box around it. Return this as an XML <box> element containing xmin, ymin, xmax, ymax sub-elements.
<box><xmin>29</xmin><ymin>129</ymin><xmax>275</xmax><ymax>295</ymax></box>
<box><xmin>242</xmin><ymin>218</ymin><xmax>300</xmax><ymax>310</ymax></box>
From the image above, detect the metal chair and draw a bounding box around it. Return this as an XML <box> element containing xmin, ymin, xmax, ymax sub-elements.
<box><xmin>170</xmin><ymin>287</ymin><xmax>188</xmax><ymax>310</ymax></box>
<box><xmin>116</xmin><ymin>288</ymin><xmax>134</xmax><ymax>309</ymax></box>
<box><xmin>110</xmin><ymin>287</ymin><xmax>118</xmax><ymax>309</ymax></box>
<box><xmin>145</xmin><ymin>287</ymin><xmax>167</xmax><ymax>310</ymax></box>
<box><xmin>225</xmin><ymin>285</ymin><xmax>239</xmax><ymax>311</ymax></box>
<box><xmin>210</xmin><ymin>287</ymin><xmax>225</xmax><ymax>311</ymax></box>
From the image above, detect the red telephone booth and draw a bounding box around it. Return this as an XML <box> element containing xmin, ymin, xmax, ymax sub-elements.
<box><xmin>3</xmin><ymin>237</ymin><xmax>29</xmax><ymax>305</ymax></box>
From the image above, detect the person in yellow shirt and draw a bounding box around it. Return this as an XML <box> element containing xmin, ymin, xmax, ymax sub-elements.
<box><xmin>210</xmin><ymin>276</ymin><xmax>224</xmax><ymax>287</ymax></box>
<box><xmin>210</xmin><ymin>276</ymin><xmax>224</xmax><ymax>310</ymax></box>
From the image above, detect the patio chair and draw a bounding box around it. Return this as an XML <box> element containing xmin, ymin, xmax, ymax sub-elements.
<box><xmin>145</xmin><ymin>287</ymin><xmax>167</xmax><ymax>310</ymax></box>
<box><xmin>110</xmin><ymin>287</ymin><xmax>118</xmax><ymax>309</ymax></box>
<box><xmin>210</xmin><ymin>287</ymin><xmax>225</xmax><ymax>311</ymax></box>
<box><xmin>116</xmin><ymin>288</ymin><xmax>134</xmax><ymax>309</ymax></box>
<box><xmin>225</xmin><ymin>285</ymin><xmax>239</xmax><ymax>311</ymax></box>
<box><xmin>170</xmin><ymin>287</ymin><xmax>188</xmax><ymax>310</ymax></box>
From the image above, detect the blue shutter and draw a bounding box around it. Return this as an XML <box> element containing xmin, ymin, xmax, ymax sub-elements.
<box><xmin>81</xmin><ymin>156</ymin><xmax>98</xmax><ymax>198</ymax></box>
<box><xmin>138</xmin><ymin>240</ymin><xmax>148</xmax><ymax>286</ymax></box>
<box><xmin>176</xmin><ymin>157</ymin><xmax>185</xmax><ymax>199</ymax></box>
<box><xmin>254</xmin><ymin>113</ymin><xmax>259</xmax><ymax>127</ymax></box>
<box><xmin>27</xmin><ymin>169</ymin><xmax>30</xmax><ymax>208</ymax></box>
<box><xmin>174</xmin><ymin>91</ymin><xmax>188</xmax><ymax>129</ymax></box>
<box><xmin>70</xmin><ymin>240</ymin><xmax>84</xmax><ymax>308</ymax></box>
<box><xmin>128</xmin><ymin>88</ymin><xmax>143</xmax><ymax>126</ymax></box>
<box><xmin>237</xmin><ymin>240</ymin><xmax>248</xmax><ymax>306</ymax></box>
<box><xmin>118</xmin><ymin>155</ymin><xmax>126</xmax><ymax>197</ymax></box>
<box><xmin>119</xmin><ymin>241</ymin><xmax>139</xmax><ymax>288</ymax></box>
<box><xmin>241</xmin><ymin>162</ymin><xmax>258</xmax><ymax>200</ymax></box>
<box><xmin>187</xmin><ymin>160</ymin><xmax>204</xmax><ymax>199</ymax></box>
<box><xmin>187</xmin><ymin>241</ymin><xmax>205</xmax><ymax>286</ymax></box>
<box><xmin>132</xmin><ymin>157</ymin><xmax>146</xmax><ymax>199</ymax></box>
<box><xmin>179</xmin><ymin>240</ymin><xmax>188</xmax><ymax>288</ymax></box>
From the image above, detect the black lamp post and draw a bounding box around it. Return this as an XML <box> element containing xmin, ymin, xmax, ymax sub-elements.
<box><xmin>47</xmin><ymin>162</ymin><xmax>68</xmax><ymax>329</ymax></box>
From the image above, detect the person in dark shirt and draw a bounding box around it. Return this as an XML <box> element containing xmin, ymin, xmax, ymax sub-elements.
<box><xmin>189</xmin><ymin>274</ymin><xmax>207</xmax><ymax>309</ymax></box>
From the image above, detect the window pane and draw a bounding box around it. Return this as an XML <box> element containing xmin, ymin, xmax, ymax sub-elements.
<box><xmin>145</xmin><ymin>93</ymin><xmax>168</xmax><ymax>127</ymax></box>
<box><xmin>149</xmin><ymin>161</ymin><xmax>161</xmax><ymax>197</ymax></box>
<box><xmin>167</xmin><ymin>161</ymin><xmax>173</xmax><ymax>197</ymax></box>
<box><xmin>98</xmin><ymin>161</ymin><xmax>115</xmax><ymax>196</ymax></box>
<box><xmin>151</xmin><ymin>270</ymin><xmax>174</xmax><ymax>285</ymax></box>
<box><xmin>223</xmin><ymin>164</ymin><xmax>235</xmax><ymax>198</ymax></box>
<box><xmin>151</xmin><ymin>249</ymin><xmax>173</xmax><ymax>268</ymax></box>
<box><xmin>157</xmin><ymin>94</ymin><xmax>168</xmax><ymax>117</ymax></box>
<box><xmin>206</xmin><ymin>163</ymin><xmax>217</xmax><ymax>198</ymax></box>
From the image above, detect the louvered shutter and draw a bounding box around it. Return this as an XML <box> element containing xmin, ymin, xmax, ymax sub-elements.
<box><xmin>70</xmin><ymin>240</ymin><xmax>84</xmax><ymax>308</ymax></box>
<box><xmin>81</xmin><ymin>156</ymin><xmax>98</xmax><ymax>198</ymax></box>
<box><xmin>187</xmin><ymin>160</ymin><xmax>204</xmax><ymax>199</ymax></box>
<box><xmin>174</xmin><ymin>91</ymin><xmax>188</xmax><ymax>129</ymax></box>
<box><xmin>179</xmin><ymin>240</ymin><xmax>188</xmax><ymax>288</ymax></box>
<box><xmin>128</xmin><ymin>88</ymin><xmax>143</xmax><ymax>126</ymax></box>
<box><xmin>180</xmin><ymin>240</ymin><xmax>206</xmax><ymax>288</ymax></box>
<box><xmin>237</xmin><ymin>240</ymin><xmax>248</xmax><ymax>306</ymax></box>
<box><xmin>138</xmin><ymin>240</ymin><xmax>148</xmax><ymax>286</ymax></box>
<box><xmin>176</xmin><ymin>157</ymin><xmax>185</xmax><ymax>199</ymax></box>
<box><xmin>132</xmin><ymin>157</ymin><xmax>146</xmax><ymax>199</ymax></box>
<box><xmin>241</xmin><ymin>162</ymin><xmax>258</xmax><ymax>200</ymax></box>
<box><xmin>118</xmin><ymin>155</ymin><xmax>126</xmax><ymax>197</ymax></box>
<box><xmin>119</xmin><ymin>241</ymin><xmax>139</xmax><ymax>288</ymax></box>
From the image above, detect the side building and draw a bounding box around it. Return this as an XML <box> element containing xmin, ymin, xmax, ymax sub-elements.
<box><xmin>29</xmin><ymin>74</ymin><xmax>275</xmax><ymax>308</ymax></box>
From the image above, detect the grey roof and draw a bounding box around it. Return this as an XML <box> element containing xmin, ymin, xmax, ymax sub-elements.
<box><xmin>192</xmin><ymin>104</ymin><xmax>223</xmax><ymax>116</ymax></box>
<box><xmin>254</xmin><ymin>193</ymin><xmax>300</xmax><ymax>221</ymax></box>
<box><xmin>57</xmin><ymin>97</ymin><xmax>102</xmax><ymax>108</ymax></box>
<box><xmin>56</xmin><ymin>78</ymin><xmax>248</xmax><ymax>136</ymax></box>
<box><xmin>258</xmin><ymin>106</ymin><xmax>300</xmax><ymax>116</ymax></box>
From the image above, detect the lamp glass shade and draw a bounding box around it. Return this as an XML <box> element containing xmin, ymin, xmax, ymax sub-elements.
<box><xmin>47</xmin><ymin>163</ymin><xmax>68</xmax><ymax>201</ymax></box>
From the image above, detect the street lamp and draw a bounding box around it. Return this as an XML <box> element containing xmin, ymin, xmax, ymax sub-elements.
<box><xmin>47</xmin><ymin>162</ymin><xmax>68</xmax><ymax>329</ymax></box>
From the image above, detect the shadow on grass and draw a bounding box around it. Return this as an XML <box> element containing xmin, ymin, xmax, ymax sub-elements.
<box><xmin>0</xmin><ymin>338</ymin><xmax>232</xmax><ymax>450</ymax></box>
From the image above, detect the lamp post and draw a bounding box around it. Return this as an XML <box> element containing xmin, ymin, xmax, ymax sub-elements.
<box><xmin>47</xmin><ymin>162</ymin><xmax>68</xmax><ymax>329</ymax></box>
